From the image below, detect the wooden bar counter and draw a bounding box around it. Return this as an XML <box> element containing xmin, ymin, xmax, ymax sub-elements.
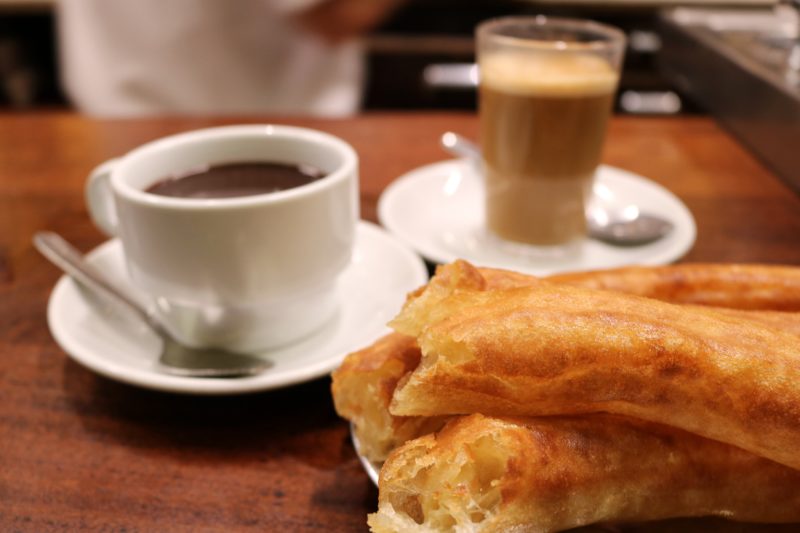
<box><xmin>1</xmin><ymin>112</ymin><xmax>799</xmax><ymax>532</ymax></box>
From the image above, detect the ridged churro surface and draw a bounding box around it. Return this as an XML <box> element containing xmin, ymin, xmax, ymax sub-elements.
<box><xmin>390</xmin><ymin>262</ymin><xmax>800</xmax><ymax>470</ymax></box>
<box><xmin>548</xmin><ymin>263</ymin><xmax>800</xmax><ymax>310</ymax></box>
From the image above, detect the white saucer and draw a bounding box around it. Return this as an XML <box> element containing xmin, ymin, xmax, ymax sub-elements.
<box><xmin>378</xmin><ymin>160</ymin><xmax>696</xmax><ymax>276</ymax></box>
<box><xmin>351</xmin><ymin>425</ymin><xmax>380</xmax><ymax>486</ymax></box>
<box><xmin>46</xmin><ymin>221</ymin><xmax>428</xmax><ymax>395</ymax></box>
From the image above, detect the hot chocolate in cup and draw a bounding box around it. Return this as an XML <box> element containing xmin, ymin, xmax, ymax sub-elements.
<box><xmin>477</xmin><ymin>17</ymin><xmax>625</xmax><ymax>248</ymax></box>
<box><xmin>86</xmin><ymin>125</ymin><xmax>359</xmax><ymax>352</ymax></box>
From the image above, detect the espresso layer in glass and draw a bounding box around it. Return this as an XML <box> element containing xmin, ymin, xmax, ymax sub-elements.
<box><xmin>480</xmin><ymin>52</ymin><xmax>617</xmax><ymax>245</ymax></box>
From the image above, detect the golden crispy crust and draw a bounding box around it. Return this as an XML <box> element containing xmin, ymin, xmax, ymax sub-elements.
<box><xmin>482</xmin><ymin>263</ymin><xmax>800</xmax><ymax>335</ymax></box>
<box><xmin>331</xmin><ymin>332</ymin><xmax>448</xmax><ymax>462</ymax></box>
<box><xmin>397</xmin><ymin>261</ymin><xmax>800</xmax><ymax>335</ymax></box>
<box><xmin>390</xmin><ymin>262</ymin><xmax>800</xmax><ymax>470</ymax></box>
<box><xmin>330</xmin><ymin>268</ymin><xmax>538</xmax><ymax>462</ymax></box>
<box><xmin>333</xmin><ymin>262</ymin><xmax>800</xmax><ymax>463</ymax></box>
<box><xmin>481</xmin><ymin>263</ymin><xmax>800</xmax><ymax>334</ymax></box>
<box><xmin>712</xmin><ymin>308</ymin><xmax>800</xmax><ymax>336</ymax></box>
<box><xmin>369</xmin><ymin>414</ymin><xmax>800</xmax><ymax>532</ymax></box>
<box><xmin>548</xmin><ymin>263</ymin><xmax>800</xmax><ymax>310</ymax></box>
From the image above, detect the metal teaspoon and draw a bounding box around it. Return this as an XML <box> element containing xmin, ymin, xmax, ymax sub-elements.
<box><xmin>34</xmin><ymin>231</ymin><xmax>272</xmax><ymax>378</ymax></box>
<box><xmin>440</xmin><ymin>132</ymin><xmax>674</xmax><ymax>246</ymax></box>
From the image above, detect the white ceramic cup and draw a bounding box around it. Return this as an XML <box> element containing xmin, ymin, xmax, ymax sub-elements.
<box><xmin>86</xmin><ymin>125</ymin><xmax>359</xmax><ymax>352</ymax></box>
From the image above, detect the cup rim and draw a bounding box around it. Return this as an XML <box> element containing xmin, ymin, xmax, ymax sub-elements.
<box><xmin>477</xmin><ymin>15</ymin><xmax>626</xmax><ymax>51</ymax></box>
<box><xmin>110</xmin><ymin>124</ymin><xmax>357</xmax><ymax>210</ymax></box>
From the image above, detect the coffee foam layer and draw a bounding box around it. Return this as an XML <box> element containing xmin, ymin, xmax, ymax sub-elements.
<box><xmin>480</xmin><ymin>52</ymin><xmax>618</xmax><ymax>97</ymax></box>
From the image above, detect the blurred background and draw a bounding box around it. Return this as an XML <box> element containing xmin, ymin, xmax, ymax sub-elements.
<box><xmin>2</xmin><ymin>0</ymin><xmax>799</xmax><ymax>186</ymax></box>
<box><xmin>0</xmin><ymin>0</ymin><xmax>796</xmax><ymax>114</ymax></box>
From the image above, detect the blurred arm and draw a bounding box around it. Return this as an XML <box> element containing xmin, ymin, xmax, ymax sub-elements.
<box><xmin>294</xmin><ymin>0</ymin><xmax>406</xmax><ymax>44</ymax></box>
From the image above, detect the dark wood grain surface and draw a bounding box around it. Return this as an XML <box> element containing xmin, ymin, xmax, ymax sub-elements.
<box><xmin>1</xmin><ymin>112</ymin><xmax>799</xmax><ymax>532</ymax></box>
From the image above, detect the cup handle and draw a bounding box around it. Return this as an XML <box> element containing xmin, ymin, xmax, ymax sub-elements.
<box><xmin>85</xmin><ymin>158</ymin><xmax>120</xmax><ymax>237</ymax></box>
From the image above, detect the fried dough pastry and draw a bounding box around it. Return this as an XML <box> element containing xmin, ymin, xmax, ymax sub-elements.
<box><xmin>334</xmin><ymin>262</ymin><xmax>800</xmax><ymax>462</ymax></box>
<box><xmin>368</xmin><ymin>414</ymin><xmax>800</xmax><ymax>533</ymax></box>
<box><xmin>484</xmin><ymin>263</ymin><xmax>800</xmax><ymax>335</ymax></box>
<box><xmin>331</xmin><ymin>332</ymin><xmax>448</xmax><ymax>462</ymax></box>
<box><xmin>389</xmin><ymin>262</ymin><xmax>800</xmax><ymax>470</ymax></box>
<box><xmin>331</xmin><ymin>269</ymin><xmax>540</xmax><ymax>462</ymax></box>
<box><xmin>333</xmin><ymin>316</ymin><xmax>799</xmax><ymax>464</ymax></box>
<box><xmin>548</xmin><ymin>263</ymin><xmax>800</xmax><ymax>310</ymax></box>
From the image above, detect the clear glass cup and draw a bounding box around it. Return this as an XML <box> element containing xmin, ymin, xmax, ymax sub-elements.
<box><xmin>477</xmin><ymin>16</ymin><xmax>626</xmax><ymax>248</ymax></box>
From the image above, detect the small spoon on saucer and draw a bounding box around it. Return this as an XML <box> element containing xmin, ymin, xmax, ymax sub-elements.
<box><xmin>440</xmin><ymin>132</ymin><xmax>674</xmax><ymax>246</ymax></box>
<box><xmin>34</xmin><ymin>231</ymin><xmax>272</xmax><ymax>378</ymax></box>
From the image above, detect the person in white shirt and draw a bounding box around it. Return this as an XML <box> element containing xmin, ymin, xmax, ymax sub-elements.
<box><xmin>57</xmin><ymin>0</ymin><xmax>402</xmax><ymax>117</ymax></box>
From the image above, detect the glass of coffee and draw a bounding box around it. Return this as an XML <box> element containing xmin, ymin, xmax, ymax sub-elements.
<box><xmin>477</xmin><ymin>16</ymin><xmax>625</xmax><ymax>249</ymax></box>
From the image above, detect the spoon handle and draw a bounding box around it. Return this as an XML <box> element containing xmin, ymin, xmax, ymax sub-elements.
<box><xmin>441</xmin><ymin>131</ymin><xmax>482</xmax><ymax>163</ymax></box>
<box><xmin>33</xmin><ymin>232</ymin><xmax>163</xmax><ymax>335</ymax></box>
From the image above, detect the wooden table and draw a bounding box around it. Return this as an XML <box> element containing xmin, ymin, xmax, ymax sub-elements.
<box><xmin>2</xmin><ymin>112</ymin><xmax>799</xmax><ymax>532</ymax></box>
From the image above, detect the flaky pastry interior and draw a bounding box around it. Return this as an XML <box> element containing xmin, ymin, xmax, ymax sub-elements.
<box><xmin>331</xmin><ymin>332</ymin><xmax>448</xmax><ymax>462</ymax></box>
<box><xmin>369</xmin><ymin>414</ymin><xmax>800</xmax><ymax>532</ymax></box>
